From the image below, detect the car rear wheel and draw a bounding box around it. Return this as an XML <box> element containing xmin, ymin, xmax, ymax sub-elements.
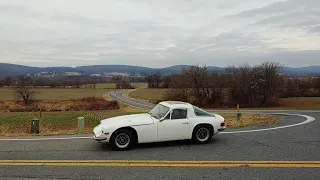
<box><xmin>192</xmin><ymin>125</ymin><xmax>213</xmax><ymax>144</ymax></box>
<box><xmin>110</xmin><ymin>128</ymin><xmax>136</xmax><ymax>151</ymax></box>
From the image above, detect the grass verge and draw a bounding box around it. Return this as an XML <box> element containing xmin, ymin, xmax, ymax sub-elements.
<box><xmin>0</xmin><ymin>110</ymin><xmax>145</xmax><ymax>137</ymax></box>
<box><xmin>0</xmin><ymin>110</ymin><xmax>277</xmax><ymax>137</ymax></box>
<box><xmin>218</xmin><ymin>113</ymin><xmax>278</xmax><ymax>129</ymax></box>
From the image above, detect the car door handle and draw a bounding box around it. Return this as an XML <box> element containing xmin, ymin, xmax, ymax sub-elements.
<box><xmin>182</xmin><ymin>122</ymin><xmax>189</xmax><ymax>124</ymax></box>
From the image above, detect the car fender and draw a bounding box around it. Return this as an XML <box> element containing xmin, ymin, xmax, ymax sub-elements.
<box><xmin>189</xmin><ymin>116</ymin><xmax>223</xmax><ymax>136</ymax></box>
<box><xmin>105</xmin><ymin>123</ymin><xmax>158</xmax><ymax>144</ymax></box>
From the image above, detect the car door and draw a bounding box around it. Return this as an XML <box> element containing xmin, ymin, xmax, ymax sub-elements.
<box><xmin>157</xmin><ymin>108</ymin><xmax>190</xmax><ymax>141</ymax></box>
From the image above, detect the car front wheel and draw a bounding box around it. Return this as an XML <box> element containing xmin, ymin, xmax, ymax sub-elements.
<box><xmin>110</xmin><ymin>129</ymin><xmax>136</xmax><ymax>151</ymax></box>
<box><xmin>192</xmin><ymin>125</ymin><xmax>213</xmax><ymax>144</ymax></box>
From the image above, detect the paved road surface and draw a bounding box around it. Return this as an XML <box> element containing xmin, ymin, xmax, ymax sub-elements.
<box><xmin>108</xmin><ymin>90</ymin><xmax>156</xmax><ymax>109</ymax></box>
<box><xmin>0</xmin><ymin>90</ymin><xmax>319</xmax><ymax>179</ymax></box>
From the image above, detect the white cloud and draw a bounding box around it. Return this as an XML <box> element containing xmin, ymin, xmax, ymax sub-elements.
<box><xmin>0</xmin><ymin>0</ymin><xmax>319</xmax><ymax>67</ymax></box>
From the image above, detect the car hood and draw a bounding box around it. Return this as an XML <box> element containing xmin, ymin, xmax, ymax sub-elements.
<box><xmin>100</xmin><ymin>113</ymin><xmax>154</xmax><ymax>127</ymax></box>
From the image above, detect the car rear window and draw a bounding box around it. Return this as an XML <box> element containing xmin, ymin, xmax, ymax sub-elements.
<box><xmin>193</xmin><ymin>106</ymin><xmax>214</xmax><ymax>117</ymax></box>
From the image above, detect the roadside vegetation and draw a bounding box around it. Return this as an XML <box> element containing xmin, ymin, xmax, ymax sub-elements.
<box><xmin>0</xmin><ymin>108</ymin><xmax>278</xmax><ymax>136</ymax></box>
<box><xmin>220</xmin><ymin>113</ymin><xmax>278</xmax><ymax>129</ymax></box>
<box><xmin>129</xmin><ymin>88</ymin><xmax>320</xmax><ymax>110</ymax></box>
<box><xmin>0</xmin><ymin>109</ymin><xmax>144</xmax><ymax>137</ymax></box>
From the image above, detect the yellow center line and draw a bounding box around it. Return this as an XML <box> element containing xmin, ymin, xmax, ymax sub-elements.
<box><xmin>1</xmin><ymin>160</ymin><xmax>320</xmax><ymax>163</ymax></box>
<box><xmin>0</xmin><ymin>160</ymin><xmax>319</xmax><ymax>168</ymax></box>
<box><xmin>0</xmin><ymin>162</ymin><xmax>319</xmax><ymax>168</ymax></box>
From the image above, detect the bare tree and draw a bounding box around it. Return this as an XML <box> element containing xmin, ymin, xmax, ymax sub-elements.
<box><xmin>166</xmin><ymin>65</ymin><xmax>225</xmax><ymax>107</ymax></box>
<box><xmin>116</xmin><ymin>78</ymin><xmax>133</xmax><ymax>89</ymax></box>
<box><xmin>14</xmin><ymin>76</ymin><xmax>38</xmax><ymax>105</ymax></box>
<box><xmin>256</xmin><ymin>61</ymin><xmax>283</xmax><ymax>106</ymax></box>
<box><xmin>147</xmin><ymin>72</ymin><xmax>162</xmax><ymax>88</ymax></box>
<box><xmin>4</xmin><ymin>76</ymin><xmax>13</xmax><ymax>87</ymax></box>
<box><xmin>0</xmin><ymin>77</ymin><xmax>4</xmax><ymax>87</ymax></box>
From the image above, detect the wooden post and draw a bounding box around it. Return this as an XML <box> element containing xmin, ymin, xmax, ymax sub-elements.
<box><xmin>236</xmin><ymin>104</ymin><xmax>241</xmax><ymax>122</ymax></box>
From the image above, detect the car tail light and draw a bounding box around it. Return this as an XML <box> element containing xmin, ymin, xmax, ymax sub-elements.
<box><xmin>221</xmin><ymin>122</ymin><xmax>225</xmax><ymax>127</ymax></box>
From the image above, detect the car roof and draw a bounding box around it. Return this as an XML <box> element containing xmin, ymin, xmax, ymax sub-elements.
<box><xmin>160</xmin><ymin>101</ymin><xmax>192</xmax><ymax>108</ymax></box>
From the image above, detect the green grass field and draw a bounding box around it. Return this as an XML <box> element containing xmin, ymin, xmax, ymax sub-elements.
<box><xmin>129</xmin><ymin>88</ymin><xmax>168</xmax><ymax>103</ymax></box>
<box><xmin>128</xmin><ymin>88</ymin><xmax>320</xmax><ymax>110</ymax></box>
<box><xmin>0</xmin><ymin>88</ymin><xmax>115</xmax><ymax>100</ymax></box>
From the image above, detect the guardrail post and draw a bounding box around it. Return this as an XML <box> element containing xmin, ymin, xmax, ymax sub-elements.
<box><xmin>78</xmin><ymin>117</ymin><xmax>85</xmax><ymax>130</ymax></box>
<box><xmin>30</xmin><ymin>119</ymin><xmax>40</xmax><ymax>134</ymax></box>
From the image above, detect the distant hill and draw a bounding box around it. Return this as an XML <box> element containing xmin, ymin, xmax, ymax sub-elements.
<box><xmin>0</xmin><ymin>63</ymin><xmax>319</xmax><ymax>76</ymax></box>
<box><xmin>282</xmin><ymin>66</ymin><xmax>320</xmax><ymax>74</ymax></box>
<box><xmin>0</xmin><ymin>63</ymin><xmax>40</xmax><ymax>76</ymax></box>
<box><xmin>76</xmin><ymin>65</ymin><xmax>153</xmax><ymax>74</ymax></box>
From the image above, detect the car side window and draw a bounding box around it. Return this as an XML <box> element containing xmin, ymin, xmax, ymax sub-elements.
<box><xmin>171</xmin><ymin>109</ymin><xmax>187</xmax><ymax>119</ymax></box>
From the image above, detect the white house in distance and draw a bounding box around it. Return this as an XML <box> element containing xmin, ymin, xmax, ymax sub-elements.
<box><xmin>104</xmin><ymin>72</ymin><xmax>130</xmax><ymax>77</ymax></box>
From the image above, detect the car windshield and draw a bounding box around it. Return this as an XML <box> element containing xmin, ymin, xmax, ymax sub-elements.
<box><xmin>148</xmin><ymin>104</ymin><xmax>170</xmax><ymax>119</ymax></box>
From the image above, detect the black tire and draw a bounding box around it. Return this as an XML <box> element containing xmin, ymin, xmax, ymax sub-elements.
<box><xmin>109</xmin><ymin>128</ymin><xmax>136</xmax><ymax>151</ymax></box>
<box><xmin>192</xmin><ymin>125</ymin><xmax>213</xmax><ymax>144</ymax></box>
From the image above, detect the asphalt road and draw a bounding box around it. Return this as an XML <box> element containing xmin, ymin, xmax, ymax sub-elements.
<box><xmin>0</xmin><ymin>90</ymin><xmax>319</xmax><ymax>180</ymax></box>
<box><xmin>108</xmin><ymin>90</ymin><xmax>156</xmax><ymax>109</ymax></box>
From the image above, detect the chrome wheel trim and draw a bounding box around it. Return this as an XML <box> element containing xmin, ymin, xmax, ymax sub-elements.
<box><xmin>115</xmin><ymin>133</ymin><xmax>130</xmax><ymax>148</ymax></box>
<box><xmin>196</xmin><ymin>127</ymin><xmax>210</xmax><ymax>142</ymax></box>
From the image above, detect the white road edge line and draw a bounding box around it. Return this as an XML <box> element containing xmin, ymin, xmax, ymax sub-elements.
<box><xmin>0</xmin><ymin>137</ymin><xmax>92</xmax><ymax>141</ymax></box>
<box><xmin>0</xmin><ymin>113</ymin><xmax>315</xmax><ymax>141</ymax></box>
<box><xmin>221</xmin><ymin>113</ymin><xmax>315</xmax><ymax>134</ymax></box>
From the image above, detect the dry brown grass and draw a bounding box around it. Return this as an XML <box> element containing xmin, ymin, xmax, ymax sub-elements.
<box><xmin>219</xmin><ymin>113</ymin><xmax>278</xmax><ymax>129</ymax></box>
<box><xmin>279</xmin><ymin>97</ymin><xmax>320</xmax><ymax>110</ymax></box>
<box><xmin>0</xmin><ymin>88</ymin><xmax>114</xmax><ymax>100</ymax></box>
<box><xmin>0</xmin><ymin>97</ymin><xmax>119</xmax><ymax>112</ymax></box>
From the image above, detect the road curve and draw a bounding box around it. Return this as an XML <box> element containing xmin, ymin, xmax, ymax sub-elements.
<box><xmin>108</xmin><ymin>90</ymin><xmax>156</xmax><ymax>109</ymax></box>
<box><xmin>0</xmin><ymin>90</ymin><xmax>319</xmax><ymax>180</ymax></box>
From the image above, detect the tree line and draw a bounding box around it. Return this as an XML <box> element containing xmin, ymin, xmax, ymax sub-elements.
<box><xmin>147</xmin><ymin>62</ymin><xmax>320</xmax><ymax>108</ymax></box>
<box><xmin>0</xmin><ymin>76</ymin><xmax>145</xmax><ymax>88</ymax></box>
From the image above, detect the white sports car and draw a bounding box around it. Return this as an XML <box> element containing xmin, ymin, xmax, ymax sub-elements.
<box><xmin>93</xmin><ymin>101</ymin><xmax>226</xmax><ymax>150</ymax></box>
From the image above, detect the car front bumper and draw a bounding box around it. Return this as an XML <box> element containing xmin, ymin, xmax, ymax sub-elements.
<box><xmin>93</xmin><ymin>124</ymin><xmax>109</xmax><ymax>142</ymax></box>
<box><xmin>93</xmin><ymin>135</ymin><xmax>108</xmax><ymax>142</ymax></box>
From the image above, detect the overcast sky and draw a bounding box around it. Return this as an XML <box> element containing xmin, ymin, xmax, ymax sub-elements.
<box><xmin>0</xmin><ymin>0</ymin><xmax>319</xmax><ymax>68</ymax></box>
